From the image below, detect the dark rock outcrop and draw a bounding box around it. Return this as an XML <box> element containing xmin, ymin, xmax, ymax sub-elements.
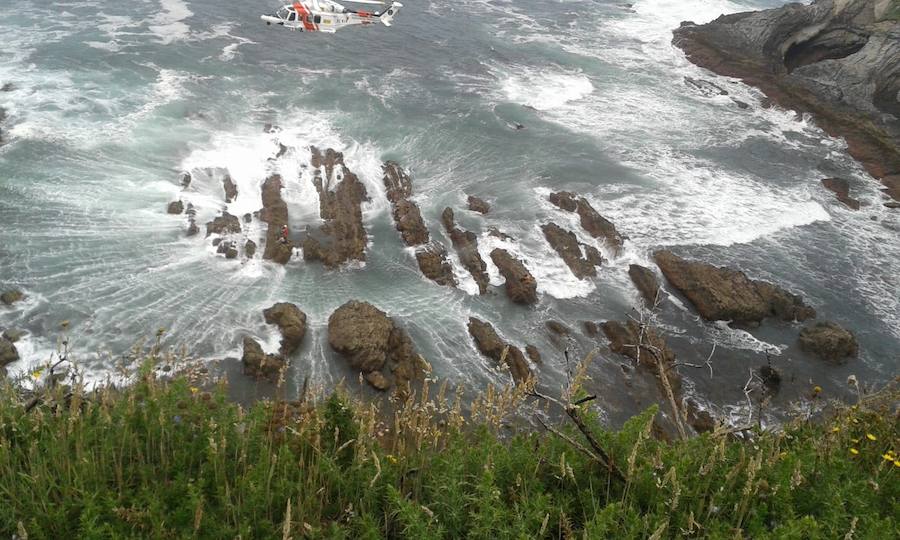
<box><xmin>798</xmin><ymin>321</ymin><xmax>858</xmax><ymax>361</ymax></box>
<box><xmin>525</xmin><ymin>344</ymin><xmax>542</xmax><ymax>364</ymax></box>
<box><xmin>1</xmin><ymin>290</ymin><xmax>24</xmax><ymax>306</ymax></box>
<box><xmin>382</xmin><ymin>162</ymin><xmax>429</xmax><ymax>246</ymax></box>
<box><xmin>205</xmin><ymin>212</ymin><xmax>241</xmax><ymax>237</ymax></box>
<box><xmin>549</xmin><ymin>192</ymin><xmax>624</xmax><ymax>255</ymax></box>
<box><xmin>654</xmin><ymin>250</ymin><xmax>815</xmax><ymax>325</ymax></box>
<box><xmin>487</xmin><ymin>227</ymin><xmax>514</xmax><ymax>241</ymax></box>
<box><xmin>328</xmin><ymin>301</ymin><xmax>423</xmax><ymax>392</ymax></box>
<box><xmin>223</xmin><ymin>175</ymin><xmax>238</xmax><ymax>203</ymax></box>
<box><xmin>0</xmin><ymin>336</ymin><xmax>18</xmax><ymax>367</ymax></box>
<box><xmin>601</xmin><ymin>319</ymin><xmax>680</xmax><ymax>394</ymax></box>
<box><xmin>263</xmin><ymin>302</ymin><xmax>307</xmax><ymax>356</ymax></box>
<box><xmin>467</xmin><ymin>318</ymin><xmax>532</xmax><ymax>384</ymax></box>
<box><xmin>673</xmin><ymin>0</ymin><xmax>900</xmax><ymax>200</ymax></box>
<box><xmin>821</xmin><ymin>178</ymin><xmax>861</xmax><ymax>210</ymax></box>
<box><xmin>467</xmin><ymin>195</ymin><xmax>491</xmax><ymax>214</ymax></box>
<box><xmin>185</xmin><ymin>203</ymin><xmax>199</xmax><ymax>236</ymax></box>
<box><xmin>167</xmin><ymin>200</ymin><xmax>184</xmax><ymax>214</ymax></box>
<box><xmin>180</xmin><ymin>173</ymin><xmax>192</xmax><ymax>188</ymax></box>
<box><xmin>242</xmin><ymin>337</ymin><xmax>284</xmax><ymax>379</ymax></box>
<box><xmin>541</xmin><ymin>222</ymin><xmax>600</xmax><ymax>279</ymax></box>
<box><xmin>260</xmin><ymin>174</ymin><xmax>293</xmax><ymax>264</ymax></box>
<box><xmin>244</xmin><ymin>240</ymin><xmax>257</xmax><ymax>258</ymax></box>
<box><xmin>629</xmin><ymin>264</ymin><xmax>661</xmax><ymax>306</ymax></box>
<box><xmin>490</xmin><ymin>249</ymin><xmax>537</xmax><ymax>304</ymax></box>
<box><xmin>305</xmin><ymin>148</ymin><xmax>369</xmax><ymax>267</ymax></box>
<box><xmin>2</xmin><ymin>329</ymin><xmax>23</xmax><ymax>343</ymax></box>
<box><xmin>685</xmin><ymin>399</ymin><xmax>717</xmax><ymax>434</ymax></box>
<box><xmin>441</xmin><ymin>208</ymin><xmax>490</xmax><ymax>294</ymax></box>
<box><xmin>415</xmin><ymin>243</ymin><xmax>457</xmax><ymax>287</ymax></box>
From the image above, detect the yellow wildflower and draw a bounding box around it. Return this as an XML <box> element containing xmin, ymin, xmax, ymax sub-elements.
<box><xmin>190</xmin><ymin>387</ymin><xmax>199</xmax><ymax>394</ymax></box>
<box><xmin>831</xmin><ymin>426</ymin><xmax>840</xmax><ymax>433</ymax></box>
<box><xmin>849</xmin><ymin>448</ymin><xmax>859</xmax><ymax>455</ymax></box>
<box><xmin>813</xmin><ymin>386</ymin><xmax>822</xmax><ymax>394</ymax></box>
<box><xmin>866</xmin><ymin>433</ymin><xmax>877</xmax><ymax>441</ymax></box>
<box><xmin>894</xmin><ymin>460</ymin><xmax>900</xmax><ymax>468</ymax></box>
<box><xmin>851</xmin><ymin>438</ymin><xmax>860</xmax><ymax>444</ymax></box>
<box><xmin>883</xmin><ymin>454</ymin><xmax>894</xmax><ymax>461</ymax></box>
<box><xmin>31</xmin><ymin>369</ymin><xmax>43</xmax><ymax>379</ymax></box>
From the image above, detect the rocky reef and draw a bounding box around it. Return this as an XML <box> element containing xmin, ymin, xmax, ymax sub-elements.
<box><xmin>549</xmin><ymin>192</ymin><xmax>625</xmax><ymax>255</ymax></box>
<box><xmin>654</xmin><ymin>250</ymin><xmax>815</xmax><ymax>326</ymax></box>
<box><xmin>489</xmin><ymin>249</ymin><xmax>538</xmax><ymax>305</ymax></box>
<box><xmin>441</xmin><ymin>208</ymin><xmax>490</xmax><ymax>294</ymax></box>
<box><xmin>260</xmin><ymin>174</ymin><xmax>294</xmax><ymax>264</ymax></box>
<box><xmin>467</xmin><ymin>317</ymin><xmax>532</xmax><ymax>384</ymax></box>
<box><xmin>541</xmin><ymin>222</ymin><xmax>603</xmax><ymax>279</ymax></box>
<box><xmin>799</xmin><ymin>321</ymin><xmax>859</xmax><ymax>361</ymax></box>
<box><xmin>673</xmin><ymin>0</ymin><xmax>900</xmax><ymax>200</ymax></box>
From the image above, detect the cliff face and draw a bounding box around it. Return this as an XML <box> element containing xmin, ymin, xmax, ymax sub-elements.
<box><xmin>673</xmin><ymin>0</ymin><xmax>900</xmax><ymax>199</ymax></box>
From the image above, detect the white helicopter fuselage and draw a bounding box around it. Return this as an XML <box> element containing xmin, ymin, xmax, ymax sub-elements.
<box><xmin>261</xmin><ymin>0</ymin><xmax>402</xmax><ymax>33</ymax></box>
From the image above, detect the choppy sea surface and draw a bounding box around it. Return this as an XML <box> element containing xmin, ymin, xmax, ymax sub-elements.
<box><xmin>1</xmin><ymin>0</ymin><xmax>897</xmax><ymax>426</ymax></box>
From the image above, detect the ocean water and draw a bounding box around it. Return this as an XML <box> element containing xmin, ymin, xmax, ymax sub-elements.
<box><xmin>1</xmin><ymin>0</ymin><xmax>897</xmax><ymax>426</ymax></box>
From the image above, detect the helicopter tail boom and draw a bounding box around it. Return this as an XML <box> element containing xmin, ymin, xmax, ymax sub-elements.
<box><xmin>378</xmin><ymin>2</ymin><xmax>402</xmax><ymax>27</ymax></box>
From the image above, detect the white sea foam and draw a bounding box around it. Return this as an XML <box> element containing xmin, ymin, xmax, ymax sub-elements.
<box><xmin>501</xmin><ymin>69</ymin><xmax>594</xmax><ymax>111</ymax></box>
<box><xmin>149</xmin><ymin>0</ymin><xmax>192</xmax><ymax>44</ymax></box>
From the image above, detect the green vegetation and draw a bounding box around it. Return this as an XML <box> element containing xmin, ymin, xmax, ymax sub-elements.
<box><xmin>0</xmin><ymin>370</ymin><xmax>897</xmax><ymax>539</ymax></box>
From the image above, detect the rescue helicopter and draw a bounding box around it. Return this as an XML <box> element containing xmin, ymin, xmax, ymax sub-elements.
<box><xmin>261</xmin><ymin>0</ymin><xmax>403</xmax><ymax>33</ymax></box>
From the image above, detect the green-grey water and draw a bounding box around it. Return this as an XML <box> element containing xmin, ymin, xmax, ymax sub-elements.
<box><xmin>1</xmin><ymin>0</ymin><xmax>897</xmax><ymax>426</ymax></box>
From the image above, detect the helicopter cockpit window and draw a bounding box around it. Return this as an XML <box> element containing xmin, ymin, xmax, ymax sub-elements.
<box><xmin>288</xmin><ymin>11</ymin><xmax>298</xmax><ymax>21</ymax></box>
<box><xmin>314</xmin><ymin>15</ymin><xmax>322</xmax><ymax>23</ymax></box>
<box><xmin>277</xmin><ymin>7</ymin><xmax>290</xmax><ymax>19</ymax></box>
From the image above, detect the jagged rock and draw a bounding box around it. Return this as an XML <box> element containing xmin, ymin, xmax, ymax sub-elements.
<box><xmin>205</xmin><ymin>212</ymin><xmax>241</xmax><ymax>237</ymax></box>
<box><xmin>541</xmin><ymin>222</ymin><xmax>600</xmax><ymax>279</ymax></box>
<box><xmin>546</xmin><ymin>320</ymin><xmax>570</xmax><ymax>336</ymax></box>
<box><xmin>241</xmin><ymin>337</ymin><xmax>284</xmax><ymax>379</ymax></box>
<box><xmin>180</xmin><ymin>173</ymin><xmax>192</xmax><ymax>188</ymax></box>
<box><xmin>260</xmin><ymin>174</ymin><xmax>293</xmax><ymax>264</ymax></box>
<box><xmin>393</xmin><ymin>200</ymin><xmax>429</xmax><ymax>246</ymax></box>
<box><xmin>684</xmin><ymin>76</ymin><xmax>729</xmax><ymax>96</ymax></box>
<box><xmin>629</xmin><ymin>264</ymin><xmax>661</xmax><ymax>305</ymax></box>
<box><xmin>382</xmin><ymin>161</ymin><xmax>414</xmax><ymax>203</ymax></box>
<box><xmin>328</xmin><ymin>301</ymin><xmax>422</xmax><ymax>392</ymax></box>
<box><xmin>525</xmin><ymin>344</ymin><xmax>542</xmax><ymax>364</ymax></box>
<box><xmin>1</xmin><ymin>83</ymin><xmax>13</xmax><ymax>92</ymax></box>
<box><xmin>487</xmin><ymin>227</ymin><xmax>514</xmax><ymax>241</ymax></box>
<box><xmin>223</xmin><ymin>175</ymin><xmax>238</xmax><ymax>203</ymax></box>
<box><xmin>0</xmin><ymin>336</ymin><xmax>18</xmax><ymax>367</ymax></box>
<box><xmin>467</xmin><ymin>195</ymin><xmax>491</xmax><ymax>214</ymax></box>
<box><xmin>244</xmin><ymin>240</ymin><xmax>257</xmax><ymax>258</ymax></box>
<box><xmin>307</xmin><ymin>148</ymin><xmax>369</xmax><ymax>267</ymax></box>
<box><xmin>490</xmin><ymin>249</ymin><xmax>537</xmax><ymax>304</ymax></box>
<box><xmin>263</xmin><ymin>302</ymin><xmax>307</xmax><ymax>356</ymax></box>
<box><xmin>654</xmin><ymin>250</ymin><xmax>815</xmax><ymax>325</ymax></box>
<box><xmin>186</xmin><ymin>222</ymin><xmax>199</xmax><ymax>236</ymax></box>
<box><xmin>885</xmin><ymin>201</ymin><xmax>900</xmax><ymax>209</ymax></box>
<box><xmin>441</xmin><ymin>208</ymin><xmax>490</xmax><ymax>294</ymax></box>
<box><xmin>185</xmin><ymin>203</ymin><xmax>198</xmax><ymax>236</ymax></box>
<box><xmin>243</xmin><ymin>213</ymin><xmax>252</xmax><ymax>223</ymax></box>
<box><xmin>821</xmin><ymin>178</ymin><xmax>861</xmax><ymax>210</ymax></box>
<box><xmin>582</xmin><ymin>321</ymin><xmax>599</xmax><ymax>337</ymax></box>
<box><xmin>549</xmin><ymin>192</ymin><xmax>625</xmax><ymax>254</ymax></box>
<box><xmin>1</xmin><ymin>290</ymin><xmax>24</xmax><ymax>306</ymax></box>
<box><xmin>673</xmin><ymin>0</ymin><xmax>900</xmax><ymax>200</ymax></box>
<box><xmin>798</xmin><ymin>321</ymin><xmax>858</xmax><ymax>361</ymax></box>
<box><xmin>167</xmin><ymin>200</ymin><xmax>184</xmax><ymax>215</ymax></box>
<box><xmin>225</xmin><ymin>244</ymin><xmax>238</xmax><ymax>259</ymax></box>
<box><xmin>415</xmin><ymin>243</ymin><xmax>457</xmax><ymax>287</ymax></box>
<box><xmin>467</xmin><ymin>318</ymin><xmax>532</xmax><ymax>384</ymax></box>
<box><xmin>212</xmin><ymin>238</ymin><xmax>223</xmax><ymax>247</ymax></box>
<box><xmin>275</xmin><ymin>143</ymin><xmax>288</xmax><ymax>159</ymax></box>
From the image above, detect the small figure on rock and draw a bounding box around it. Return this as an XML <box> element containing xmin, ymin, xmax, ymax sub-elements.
<box><xmin>280</xmin><ymin>224</ymin><xmax>289</xmax><ymax>244</ymax></box>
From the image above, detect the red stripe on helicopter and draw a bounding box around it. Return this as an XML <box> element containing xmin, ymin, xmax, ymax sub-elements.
<box><xmin>292</xmin><ymin>1</ymin><xmax>318</xmax><ymax>31</ymax></box>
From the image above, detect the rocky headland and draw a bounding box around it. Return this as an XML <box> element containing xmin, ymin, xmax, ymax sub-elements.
<box><xmin>673</xmin><ymin>0</ymin><xmax>900</xmax><ymax>200</ymax></box>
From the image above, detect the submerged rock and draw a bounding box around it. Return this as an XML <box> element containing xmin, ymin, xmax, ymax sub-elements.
<box><xmin>602</xmin><ymin>319</ymin><xmax>680</xmax><ymax>394</ymax></box>
<box><xmin>205</xmin><ymin>212</ymin><xmax>241</xmax><ymax>237</ymax></box>
<box><xmin>541</xmin><ymin>222</ymin><xmax>600</xmax><ymax>279</ymax></box>
<box><xmin>441</xmin><ymin>208</ymin><xmax>490</xmax><ymax>294</ymax></box>
<box><xmin>821</xmin><ymin>178</ymin><xmax>861</xmax><ymax>210</ymax></box>
<box><xmin>244</xmin><ymin>239</ymin><xmax>257</xmax><ymax>258</ymax></box>
<box><xmin>241</xmin><ymin>336</ymin><xmax>284</xmax><ymax>379</ymax></box>
<box><xmin>166</xmin><ymin>200</ymin><xmax>184</xmax><ymax>215</ymax></box>
<box><xmin>549</xmin><ymin>191</ymin><xmax>625</xmax><ymax>255</ymax></box>
<box><xmin>654</xmin><ymin>250</ymin><xmax>815</xmax><ymax>325</ymax></box>
<box><xmin>628</xmin><ymin>264</ymin><xmax>661</xmax><ymax>306</ymax></box>
<box><xmin>415</xmin><ymin>242</ymin><xmax>457</xmax><ymax>287</ymax></box>
<box><xmin>328</xmin><ymin>301</ymin><xmax>423</xmax><ymax>392</ymax></box>
<box><xmin>490</xmin><ymin>248</ymin><xmax>537</xmax><ymax>304</ymax></box>
<box><xmin>467</xmin><ymin>195</ymin><xmax>491</xmax><ymax>214</ymax></box>
<box><xmin>798</xmin><ymin>321</ymin><xmax>858</xmax><ymax>361</ymax></box>
<box><xmin>467</xmin><ymin>317</ymin><xmax>532</xmax><ymax>384</ymax></box>
<box><xmin>1</xmin><ymin>289</ymin><xmax>24</xmax><ymax>306</ymax></box>
<box><xmin>180</xmin><ymin>172</ymin><xmax>192</xmax><ymax>188</ymax></box>
<box><xmin>260</xmin><ymin>174</ymin><xmax>293</xmax><ymax>264</ymax></box>
<box><xmin>263</xmin><ymin>302</ymin><xmax>307</xmax><ymax>357</ymax></box>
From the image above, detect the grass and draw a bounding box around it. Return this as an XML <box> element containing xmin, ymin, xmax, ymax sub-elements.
<box><xmin>0</xmin><ymin>365</ymin><xmax>897</xmax><ymax>539</ymax></box>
